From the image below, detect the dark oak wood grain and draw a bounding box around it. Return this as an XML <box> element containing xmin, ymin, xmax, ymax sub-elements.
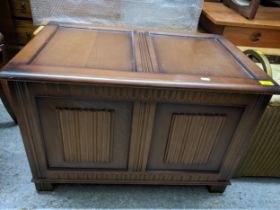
<box><xmin>0</xmin><ymin>23</ymin><xmax>279</xmax><ymax>192</ymax></box>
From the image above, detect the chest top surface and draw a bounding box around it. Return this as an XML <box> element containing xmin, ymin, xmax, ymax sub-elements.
<box><xmin>1</xmin><ymin>23</ymin><xmax>279</xmax><ymax>94</ymax></box>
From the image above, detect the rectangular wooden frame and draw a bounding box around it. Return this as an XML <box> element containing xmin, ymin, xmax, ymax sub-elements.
<box><xmin>223</xmin><ymin>0</ymin><xmax>262</xmax><ymax>19</ymax></box>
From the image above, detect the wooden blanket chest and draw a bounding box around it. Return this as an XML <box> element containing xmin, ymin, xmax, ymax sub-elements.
<box><xmin>0</xmin><ymin>23</ymin><xmax>279</xmax><ymax>192</ymax></box>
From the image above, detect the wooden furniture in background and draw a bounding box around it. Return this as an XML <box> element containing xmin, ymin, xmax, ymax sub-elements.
<box><xmin>0</xmin><ymin>23</ymin><xmax>279</xmax><ymax>193</ymax></box>
<box><xmin>0</xmin><ymin>0</ymin><xmax>17</xmax><ymax>46</ymax></box>
<box><xmin>14</xmin><ymin>19</ymin><xmax>37</xmax><ymax>46</ymax></box>
<box><xmin>0</xmin><ymin>0</ymin><xmax>19</xmax><ymax>122</ymax></box>
<box><xmin>200</xmin><ymin>2</ymin><xmax>280</xmax><ymax>48</ymax></box>
<box><xmin>0</xmin><ymin>0</ymin><xmax>35</xmax><ymax>59</ymax></box>
<box><xmin>10</xmin><ymin>0</ymin><xmax>33</xmax><ymax>18</ymax></box>
<box><xmin>9</xmin><ymin>0</ymin><xmax>35</xmax><ymax>46</ymax></box>
<box><xmin>223</xmin><ymin>0</ymin><xmax>262</xmax><ymax>19</ymax></box>
<box><xmin>0</xmin><ymin>0</ymin><xmax>36</xmax><ymax>123</ymax></box>
<box><xmin>0</xmin><ymin>0</ymin><xmax>35</xmax><ymax>49</ymax></box>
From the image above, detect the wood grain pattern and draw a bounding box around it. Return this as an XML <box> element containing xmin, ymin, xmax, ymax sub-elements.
<box><xmin>58</xmin><ymin>109</ymin><xmax>113</xmax><ymax>163</ymax></box>
<box><xmin>32</xmin><ymin>28</ymin><xmax>134</xmax><ymax>71</ymax></box>
<box><xmin>128</xmin><ymin>102</ymin><xmax>156</xmax><ymax>171</ymax></box>
<box><xmin>134</xmin><ymin>32</ymin><xmax>159</xmax><ymax>73</ymax></box>
<box><xmin>164</xmin><ymin>114</ymin><xmax>225</xmax><ymax>165</ymax></box>
<box><xmin>151</xmin><ymin>34</ymin><xmax>249</xmax><ymax>78</ymax></box>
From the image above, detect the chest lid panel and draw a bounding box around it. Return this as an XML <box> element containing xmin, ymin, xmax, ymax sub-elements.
<box><xmin>32</xmin><ymin>28</ymin><xmax>135</xmax><ymax>72</ymax></box>
<box><xmin>1</xmin><ymin>23</ymin><xmax>279</xmax><ymax>94</ymax></box>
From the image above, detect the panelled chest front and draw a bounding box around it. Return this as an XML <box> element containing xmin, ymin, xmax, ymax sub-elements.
<box><xmin>0</xmin><ymin>23</ymin><xmax>279</xmax><ymax>192</ymax></box>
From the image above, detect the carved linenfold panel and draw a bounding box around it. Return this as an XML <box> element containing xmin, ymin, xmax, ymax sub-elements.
<box><xmin>134</xmin><ymin>32</ymin><xmax>159</xmax><ymax>73</ymax></box>
<box><xmin>37</xmin><ymin>97</ymin><xmax>132</xmax><ymax>169</ymax></box>
<box><xmin>57</xmin><ymin>108</ymin><xmax>113</xmax><ymax>163</ymax></box>
<box><xmin>128</xmin><ymin>102</ymin><xmax>156</xmax><ymax>171</ymax></box>
<box><xmin>164</xmin><ymin>113</ymin><xmax>226</xmax><ymax>165</ymax></box>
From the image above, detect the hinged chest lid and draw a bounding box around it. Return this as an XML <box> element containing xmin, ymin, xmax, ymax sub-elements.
<box><xmin>1</xmin><ymin>23</ymin><xmax>279</xmax><ymax>94</ymax></box>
